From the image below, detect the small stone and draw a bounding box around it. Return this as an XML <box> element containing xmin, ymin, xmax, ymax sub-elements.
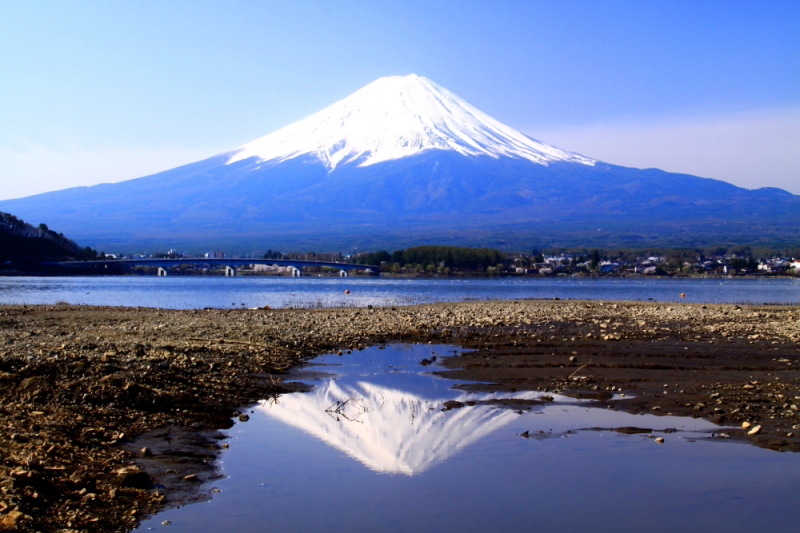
<box><xmin>569</xmin><ymin>356</ymin><xmax>577</xmax><ymax>362</ymax></box>
<box><xmin>1</xmin><ymin>510</ymin><xmax>24</xmax><ymax>528</ymax></box>
<box><xmin>741</xmin><ymin>421</ymin><xmax>751</xmax><ymax>429</ymax></box>
<box><xmin>655</xmin><ymin>437</ymin><xmax>665</xmax><ymax>443</ymax></box>
<box><xmin>183</xmin><ymin>474</ymin><xmax>198</xmax><ymax>482</ymax></box>
<box><xmin>162</xmin><ymin>520</ymin><xmax>172</xmax><ymax>525</ymax></box>
<box><xmin>238</xmin><ymin>413</ymin><xmax>250</xmax><ymax>422</ymax></box>
<box><xmin>747</xmin><ymin>425</ymin><xmax>762</xmax><ymax>435</ymax></box>
<box><xmin>140</xmin><ymin>447</ymin><xmax>152</xmax><ymax>457</ymax></box>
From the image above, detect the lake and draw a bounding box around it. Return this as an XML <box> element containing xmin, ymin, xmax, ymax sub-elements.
<box><xmin>134</xmin><ymin>343</ymin><xmax>800</xmax><ymax>533</ymax></box>
<box><xmin>0</xmin><ymin>275</ymin><xmax>798</xmax><ymax>308</ymax></box>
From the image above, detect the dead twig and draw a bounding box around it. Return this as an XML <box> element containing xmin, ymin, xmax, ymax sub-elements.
<box><xmin>325</xmin><ymin>398</ymin><xmax>369</xmax><ymax>422</ymax></box>
<box><xmin>567</xmin><ymin>364</ymin><xmax>589</xmax><ymax>380</ymax></box>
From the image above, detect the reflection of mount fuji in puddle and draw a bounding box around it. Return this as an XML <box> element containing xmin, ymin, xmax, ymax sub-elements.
<box><xmin>258</xmin><ymin>378</ymin><xmax>546</xmax><ymax>475</ymax></box>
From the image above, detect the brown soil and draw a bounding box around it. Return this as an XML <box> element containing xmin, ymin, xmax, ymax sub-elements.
<box><xmin>1</xmin><ymin>300</ymin><xmax>799</xmax><ymax>532</ymax></box>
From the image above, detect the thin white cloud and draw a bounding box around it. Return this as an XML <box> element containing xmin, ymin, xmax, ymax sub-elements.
<box><xmin>0</xmin><ymin>142</ymin><xmax>223</xmax><ymax>201</ymax></box>
<box><xmin>527</xmin><ymin>106</ymin><xmax>800</xmax><ymax>195</ymax></box>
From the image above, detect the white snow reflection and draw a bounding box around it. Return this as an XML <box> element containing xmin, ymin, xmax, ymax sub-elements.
<box><xmin>258</xmin><ymin>380</ymin><xmax>556</xmax><ymax>475</ymax></box>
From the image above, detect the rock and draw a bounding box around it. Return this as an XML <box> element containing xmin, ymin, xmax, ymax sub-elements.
<box><xmin>655</xmin><ymin>437</ymin><xmax>665</xmax><ymax>443</ymax></box>
<box><xmin>183</xmin><ymin>474</ymin><xmax>199</xmax><ymax>482</ymax></box>
<box><xmin>747</xmin><ymin>425</ymin><xmax>762</xmax><ymax>435</ymax></box>
<box><xmin>140</xmin><ymin>446</ymin><xmax>152</xmax><ymax>457</ymax></box>
<box><xmin>442</xmin><ymin>400</ymin><xmax>464</xmax><ymax>410</ymax></box>
<box><xmin>238</xmin><ymin>413</ymin><xmax>250</xmax><ymax>422</ymax></box>
<box><xmin>741</xmin><ymin>421</ymin><xmax>751</xmax><ymax>429</ymax></box>
<box><xmin>569</xmin><ymin>356</ymin><xmax>577</xmax><ymax>362</ymax></box>
<box><xmin>1</xmin><ymin>510</ymin><xmax>24</xmax><ymax>528</ymax></box>
<box><xmin>113</xmin><ymin>466</ymin><xmax>151</xmax><ymax>489</ymax></box>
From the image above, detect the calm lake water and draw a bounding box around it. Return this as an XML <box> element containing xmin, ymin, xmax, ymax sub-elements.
<box><xmin>135</xmin><ymin>344</ymin><xmax>800</xmax><ymax>533</ymax></box>
<box><xmin>0</xmin><ymin>275</ymin><xmax>798</xmax><ymax>308</ymax></box>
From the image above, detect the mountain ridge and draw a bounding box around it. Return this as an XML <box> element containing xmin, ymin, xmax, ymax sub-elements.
<box><xmin>0</xmin><ymin>74</ymin><xmax>798</xmax><ymax>252</ymax></box>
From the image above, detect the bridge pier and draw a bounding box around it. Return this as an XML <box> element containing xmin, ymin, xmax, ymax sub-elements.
<box><xmin>339</xmin><ymin>269</ymin><xmax>348</xmax><ymax>277</ymax></box>
<box><xmin>290</xmin><ymin>267</ymin><xmax>301</xmax><ymax>277</ymax></box>
<box><xmin>157</xmin><ymin>267</ymin><xmax>168</xmax><ymax>276</ymax></box>
<box><xmin>225</xmin><ymin>265</ymin><xmax>236</xmax><ymax>277</ymax></box>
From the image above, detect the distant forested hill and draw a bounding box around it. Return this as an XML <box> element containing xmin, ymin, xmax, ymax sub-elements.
<box><xmin>0</xmin><ymin>212</ymin><xmax>97</xmax><ymax>262</ymax></box>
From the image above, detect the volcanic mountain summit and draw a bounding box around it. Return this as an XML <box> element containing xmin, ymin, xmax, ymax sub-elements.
<box><xmin>1</xmin><ymin>74</ymin><xmax>797</xmax><ymax>252</ymax></box>
<box><xmin>226</xmin><ymin>74</ymin><xmax>595</xmax><ymax>170</ymax></box>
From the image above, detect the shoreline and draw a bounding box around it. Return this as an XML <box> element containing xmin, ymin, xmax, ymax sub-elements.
<box><xmin>1</xmin><ymin>300</ymin><xmax>799</xmax><ymax>531</ymax></box>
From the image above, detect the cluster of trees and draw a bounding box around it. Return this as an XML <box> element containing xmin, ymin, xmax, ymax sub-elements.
<box><xmin>0</xmin><ymin>212</ymin><xmax>99</xmax><ymax>262</ymax></box>
<box><xmin>356</xmin><ymin>245</ymin><xmax>504</xmax><ymax>272</ymax></box>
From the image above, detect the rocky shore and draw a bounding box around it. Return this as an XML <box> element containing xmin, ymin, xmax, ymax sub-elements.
<box><xmin>1</xmin><ymin>300</ymin><xmax>799</xmax><ymax>532</ymax></box>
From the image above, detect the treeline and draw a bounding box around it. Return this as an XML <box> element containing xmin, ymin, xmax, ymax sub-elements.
<box><xmin>356</xmin><ymin>245</ymin><xmax>504</xmax><ymax>270</ymax></box>
<box><xmin>0</xmin><ymin>212</ymin><xmax>98</xmax><ymax>262</ymax></box>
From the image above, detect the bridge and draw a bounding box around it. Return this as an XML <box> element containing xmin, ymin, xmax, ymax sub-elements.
<box><xmin>44</xmin><ymin>258</ymin><xmax>380</xmax><ymax>277</ymax></box>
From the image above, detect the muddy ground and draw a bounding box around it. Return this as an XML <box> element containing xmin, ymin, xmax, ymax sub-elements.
<box><xmin>1</xmin><ymin>300</ymin><xmax>799</xmax><ymax>532</ymax></box>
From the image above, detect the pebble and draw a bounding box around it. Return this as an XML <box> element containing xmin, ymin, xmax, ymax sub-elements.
<box><xmin>655</xmin><ymin>437</ymin><xmax>665</xmax><ymax>443</ymax></box>
<box><xmin>747</xmin><ymin>425</ymin><xmax>762</xmax><ymax>435</ymax></box>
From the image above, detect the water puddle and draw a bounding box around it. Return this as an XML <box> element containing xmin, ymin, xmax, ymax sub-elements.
<box><xmin>137</xmin><ymin>344</ymin><xmax>800</xmax><ymax>532</ymax></box>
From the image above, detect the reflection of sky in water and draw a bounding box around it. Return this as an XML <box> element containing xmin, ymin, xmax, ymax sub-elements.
<box><xmin>1</xmin><ymin>276</ymin><xmax>798</xmax><ymax>308</ymax></box>
<box><xmin>136</xmin><ymin>344</ymin><xmax>800</xmax><ymax>533</ymax></box>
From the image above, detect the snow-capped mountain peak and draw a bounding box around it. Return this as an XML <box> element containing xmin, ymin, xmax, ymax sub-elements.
<box><xmin>226</xmin><ymin>74</ymin><xmax>595</xmax><ymax>170</ymax></box>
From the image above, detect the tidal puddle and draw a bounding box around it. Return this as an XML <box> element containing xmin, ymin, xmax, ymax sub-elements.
<box><xmin>137</xmin><ymin>344</ymin><xmax>800</xmax><ymax>532</ymax></box>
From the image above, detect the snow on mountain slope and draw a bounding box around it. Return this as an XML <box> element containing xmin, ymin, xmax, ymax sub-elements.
<box><xmin>226</xmin><ymin>74</ymin><xmax>595</xmax><ymax>170</ymax></box>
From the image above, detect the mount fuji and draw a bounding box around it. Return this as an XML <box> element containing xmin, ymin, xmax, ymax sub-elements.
<box><xmin>1</xmin><ymin>74</ymin><xmax>798</xmax><ymax>252</ymax></box>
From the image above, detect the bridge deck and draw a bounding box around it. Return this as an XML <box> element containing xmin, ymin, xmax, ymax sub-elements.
<box><xmin>45</xmin><ymin>258</ymin><xmax>380</xmax><ymax>273</ymax></box>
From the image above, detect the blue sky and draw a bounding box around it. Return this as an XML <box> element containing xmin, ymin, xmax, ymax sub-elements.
<box><xmin>1</xmin><ymin>0</ymin><xmax>798</xmax><ymax>200</ymax></box>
